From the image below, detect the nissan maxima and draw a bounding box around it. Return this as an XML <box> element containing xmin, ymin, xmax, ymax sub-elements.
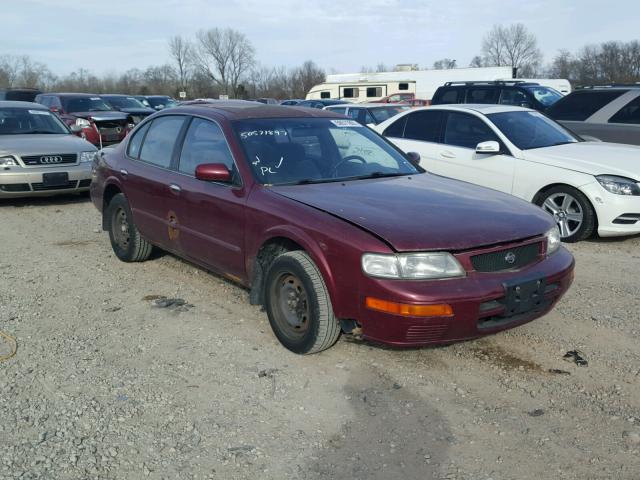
<box><xmin>90</xmin><ymin>103</ymin><xmax>574</xmax><ymax>354</ymax></box>
<box><xmin>0</xmin><ymin>101</ymin><xmax>97</xmax><ymax>198</ymax></box>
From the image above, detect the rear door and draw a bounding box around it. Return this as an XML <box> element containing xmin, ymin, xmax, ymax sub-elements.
<box><xmin>123</xmin><ymin>115</ymin><xmax>188</xmax><ymax>250</ymax></box>
<box><xmin>382</xmin><ymin>110</ymin><xmax>445</xmax><ymax>168</ymax></box>
<box><xmin>591</xmin><ymin>91</ymin><xmax>640</xmax><ymax>145</ymax></box>
<box><xmin>431</xmin><ymin>111</ymin><xmax>514</xmax><ymax>193</ymax></box>
<box><xmin>172</xmin><ymin>117</ymin><xmax>247</xmax><ymax>279</ymax></box>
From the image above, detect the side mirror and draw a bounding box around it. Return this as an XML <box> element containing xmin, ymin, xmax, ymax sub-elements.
<box><xmin>406</xmin><ymin>151</ymin><xmax>421</xmax><ymax>166</ymax></box>
<box><xmin>476</xmin><ymin>141</ymin><xmax>501</xmax><ymax>155</ymax></box>
<box><xmin>195</xmin><ymin>163</ymin><xmax>232</xmax><ymax>183</ymax></box>
<box><xmin>70</xmin><ymin>124</ymin><xmax>83</xmax><ymax>134</ymax></box>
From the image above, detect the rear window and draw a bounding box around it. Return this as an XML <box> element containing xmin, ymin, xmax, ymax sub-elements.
<box><xmin>609</xmin><ymin>95</ymin><xmax>640</xmax><ymax>124</ymax></box>
<box><xmin>467</xmin><ymin>88</ymin><xmax>499</xmax><ymax>104</ymax></box>
<box><xmin>433</xmin><ymin>88</ymin><xmax>461</xmax><ymax>104</ymax></box>
<box><xmin>547</xmin><ymin>90</ymin><xmax>628</xmax><ymax>121</ymax></box>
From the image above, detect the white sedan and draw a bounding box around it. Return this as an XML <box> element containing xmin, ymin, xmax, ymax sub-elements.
<box><xmin>374</xmin><ymin>104</ymin><xmax>640</xmax><ymax>242</ymax></box>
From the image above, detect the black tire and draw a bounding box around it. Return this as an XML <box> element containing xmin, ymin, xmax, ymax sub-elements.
<box><xmin>264</xmin><ymin>251</ymin><xmax>340</xmax><ymax>354</ymax></box>
<box><xmin>534</xmin><ymin>185</ymin><xmax>596</xmax><ymax>243</ymax></box>
<box><xmin>105</xmin><ymin>193</ymin><xmax>153</xmax><ymax>262</ymax></box>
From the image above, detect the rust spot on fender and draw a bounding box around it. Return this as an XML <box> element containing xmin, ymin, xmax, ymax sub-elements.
<box><xmin>167</xmin><ymin>210</ymin><xmax>179</xmax><ymax>241</ymax></box>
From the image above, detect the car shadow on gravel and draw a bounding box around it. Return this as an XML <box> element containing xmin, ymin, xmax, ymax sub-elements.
<box><xmin>585</xmin><ymin>233</ymin><xmax>640</xmax><ymax>243</ymax></box>
<box><xmin>298</xmin><ymin>366</ymin><xmax>450</xmax><ymax>479</ymax></box>
<box><xmin>0</xmin><ymin>193</ymin><xmax>90</xmax><ymax>208</ymax></box>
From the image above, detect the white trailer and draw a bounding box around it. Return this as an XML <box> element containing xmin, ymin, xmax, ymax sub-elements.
<box><xmin>307</xmin><ymin>66</ymin><xmax>516</xmax><ymax>102</ymax></box>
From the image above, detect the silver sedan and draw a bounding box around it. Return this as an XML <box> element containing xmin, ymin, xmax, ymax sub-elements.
<box><xmin>0</xmin><ymin>101</ymin><xmax>97</xmax><ymax>198</ymax></box>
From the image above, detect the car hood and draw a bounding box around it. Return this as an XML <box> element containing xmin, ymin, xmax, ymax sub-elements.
<box><xmin>270</xmin><ymin>174</ymin><xmax>554</xmax><ymax>251</ymax></box>
<box><xmin>118</xmin><ymin>108</ymin><xmax>155</xmax><ymax>115</ymax></box>
<box><xmin>522</xmin><ymin>142</ymin><xmax>640</xmax><ymax>179</ymax></box>
<box><xmin>0</xmin><ymin>134</ymin><xmax>97</xmax><ymax>156</ymax></box>
<box><xmin>69</xmin><ymin>111</ymin><xmax>129</xmax><ymax>122</ymax></box>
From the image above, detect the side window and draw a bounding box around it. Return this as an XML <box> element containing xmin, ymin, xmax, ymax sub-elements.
<box><xmin>609</xmin><ymin>95</ymin><xmax>640</xmax><ymax>124</ymax></box>
<box><xmin>383</xmin><ymin>116</ymin><xmax>407</xmax><ymax>138</ymax></box>
<box><xmin>398</xmin><ymin>83</ymin><xmax>409</xmax><ymax>91</ymax></box>
<box><xmin>138</xmin><ymin>116</ymin><xmax>186</xmax><ymax>168</ymax></box>
<box><xmin>320</xmin><ymin>91</ymin><xmax>331</xmax><ymax>99</ymax></box>
<box><xmin>329</xmin><ymin>107</ymin><xmax>347</xmax><ymax>115</ymax></box>
<box><xmin>499</xmin><ymin>88</ymin><xmax>529</xmax><ymax>106</ymax></box>
<box><xmin>178</xmin><ymin>118</ymin><xmax>234</xmax><ymax>176</ymax></box>
<box><xmin>364</xmin><ymin>111</ymin><xmax>376</xmax><ymax>125</ymax></box>
<box><xmin>403</xmin><ymin>110</ymin><xmax>445</xmax><ymax>142</ymax></box>
<box><xmin>443</xmin><ymin>112</ymin><xmax>500</xmax><ymax>149</ymax></box>
<box><xmin>127</xmin><ymin>122</ymin><xmax>151</xmax><ymax>159</ymax></box>
<box><xmin>547</xmin><ymin>90</ymin><xmax>628</xmax><ymax>121</ymax></box>
<box><xmin>52</xmin><ymin>97</ymin><xmax>62</xmax><ymax>109</ymax></box>
<box><xmin>435</xmin><ymin>88</ymin><xmax>460</xmax><ymax>104</ymax></box>
<box><xmin>38</xmin><ymin>96</ymin><xmax>51</xmax><ymax>107</ymax></box>
<box><xmin>467</xmin><ymin>88</ymin><xmax>499</xmax><ymax>104</ymax></box>
<box><xmin>388</xmin><ymin>94</ymin><xmax>401</xmax><ymax>102</ymax></box>
<box><xmin>342</xmin><ymin>87</ymin><xmax>359</xmax><ymax>99</ymax></box>
<box><xmin>367</xmin><ymin>87</ymin><xmax>383</xmax><ymax>98</ymax></box>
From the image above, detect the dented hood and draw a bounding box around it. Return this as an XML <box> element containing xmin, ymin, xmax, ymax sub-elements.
<box><xmin>271</xmin><ymin>174</ymin><xmax>554</xmax><ymax>252</ymax></box>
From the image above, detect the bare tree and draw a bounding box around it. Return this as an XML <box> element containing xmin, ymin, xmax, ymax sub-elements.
<box><xmin>290</xmin><ymin>61</ymin><xmax>325</xmax><ymax>98</ymax></box>
<box><xmin>194</xmin><ymin>27</ymin><xmax>255</xmax><ymax>96</ymax></box>
<box><xmin>469</xmin><ymin>55</ymin><xmax>484</xmax><ymax>68</ymax></box>
<box><xmin>432</xmin><ymin>58</ymin><xmax>457</xmax><ymax>70</ymax></box>
<box><xmin>481</xmin><ymin>24</ymin><xmax>542</xmax><ymax>76</ymax></box>
<box><xmin>168</xmin><ymin>35</ymin><xmax>192</xmax><ymax>92</ymax></box>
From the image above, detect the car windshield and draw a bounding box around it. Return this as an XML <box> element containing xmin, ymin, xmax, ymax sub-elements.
<box><xmin>370</xmin><ymin>106</ymin><xmax>409</xmax><ymax>123</ymax></box>
<box><xmin>0</xmin><ymin>107</ymin><xmax>70</xmax><ymax>135</ymax></box>
<box><xmin>104</xmin><ymin>96</ymin><xmax>147</xmax><ymax>109</ymax></box>
<box><xmin>148</xmin><ymin>97</ymin><xmax>177</xmax><ymax>109</ymax></box>
<box><xmin>524</xmin><ymin>86</ymin><xmax>563</xmax><ymax>107</ymax></box>
<box><xmin>234</xmin><ymin>117</ymin><xmax>420</xmax><ymax>185</ymax></box>
<box><xmin>136</xmin><ymin>97</ymin><xmax>151</xmax><ymax>107</ymax></box>
<box><xmin>488</xmin><ymin>111</ymin><xmax>579</xmax><ymax>150</ymax></box>
<box><xmin>64</xmin><ymin>97</ymin><xmax>113</xmax><ymax>113</ymax></box>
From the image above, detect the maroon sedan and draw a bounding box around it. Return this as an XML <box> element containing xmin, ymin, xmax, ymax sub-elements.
<box><xmin>90</xmin><ymin>102</ymin><xmax>574</xmax><ymax>354</ymax></box>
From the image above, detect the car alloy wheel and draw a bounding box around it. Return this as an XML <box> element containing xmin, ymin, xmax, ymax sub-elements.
<box><xmin>541</xmin><ymin>192</ymin><xmax>583</xmax><ymax>239</ymax></box>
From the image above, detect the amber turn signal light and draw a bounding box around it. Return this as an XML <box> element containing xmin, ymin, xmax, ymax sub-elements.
<box><xmin>365</xmin><ymin>297</ymin><xmax>453</xmax><ymax>317</ymax></box>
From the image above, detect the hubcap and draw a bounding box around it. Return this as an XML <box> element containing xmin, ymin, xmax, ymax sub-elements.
<box><xmin>271</xmin><ymin>273</ymin><xmax>310</xmax><ymax>338</ymax></box>
<box><xmin>542</xmin><ymin>193</ymin><xmax>583</xmax><ymax>238</ymax></box>
<box><xmin>112</xmin><ymin>207</ymin><xmax>130</xmax><ymax>250</ymax></box>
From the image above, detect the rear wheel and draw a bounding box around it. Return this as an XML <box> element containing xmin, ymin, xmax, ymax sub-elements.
<box><xmin>535</xmin><ymin>186</ymin><xmax>596</xmax><ymax>243</ymax></box>
<box><xmin>105</xmin><ymin>193</ymin><xmax>153</xmax><ymax>262</ymax></box>
<box><xmin>264</xmin><ymin>251</ymin><xmax>340</xmax><ymax>354</ymax></box>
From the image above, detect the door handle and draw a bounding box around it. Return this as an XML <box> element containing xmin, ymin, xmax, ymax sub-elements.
<box><xmin>120</xmin><ymin>169</ymin><xmax>128</xmax><ymax>176</ymax></box>
<box><xmin>439</xmin><ymin>150</ymin><xmax>456</xmax><ymax>159</ymax></box>
<box><xmin>169</xmin><ymin>184</ymin><xmax>181</xmax><ymax>193</ymax></box>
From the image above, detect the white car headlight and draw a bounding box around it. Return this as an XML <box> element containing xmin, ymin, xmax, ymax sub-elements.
<box><xmin>75</xmin><ymin>118</ymin><xmax>92</xmax><ymax>128</ymax></box>
<box><xmin>596</xmin><ymin>175</ymin><xmax>640</xmax><ymax>196</ymax></box>
<box><xmin>362</xmin><ymin>252</ymin><xmax>465</xmax><ymax>279</ymax></box>
<box><xmin>0</xmin><ymin>156</ymin><xmax>18</xmax><ymax>166</ymax></box>
<box><xmin>545</xmin><ymin>226</ymin><xmax>561</xmax><ymax>255</ymax></box>
<box><xmin>80</xmin><ymin>151</ymin><xmax>97</xmax><ymax>163</ymax></box>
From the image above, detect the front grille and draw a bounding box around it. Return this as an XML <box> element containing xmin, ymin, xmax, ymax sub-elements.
<box><xmin>31</xmin><ymin>180</ymin><xmax>78</xmax><ymax>191</ymax></box>
<box><xmin>21</xmin><ymin>154</ymin><xmax>77</xmax><ymax>166</ymax></box>
<box><xmin>471</xmin><ymin>242</ymin><xmax>541</xmax><ymax>272</ymax></box>
<box><xmin>405</xmin><ymin>324</ymin><xmax>449</xmax><ymax>343</ymax></box>
<box><xmin>78</xmin><ymin>179</ymin><xmax>91</xmax><ymax>187</ymax></box>
<box><xmin>0</xmin><ymin>183</ymin><xmax>30</xmax><ymax>192</ymax></box>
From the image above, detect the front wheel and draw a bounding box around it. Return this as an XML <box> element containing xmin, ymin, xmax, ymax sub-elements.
<box><xmin>264</xmin><ymin>251</ymin><xmax>341</xmax><ymax>354</ymax></box>
<box><xmin>105</xmin><ymin>193</ymin><xmax>153</xmax><ymax>262</ymax></box>
<box><xmin>535</xmin><ymin>186</ymin><xmax>596</xmax><ymax>243</ymax></box>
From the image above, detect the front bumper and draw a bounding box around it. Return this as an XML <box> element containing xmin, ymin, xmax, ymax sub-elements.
<box><xmin>0</xmin><ymin>163</ymin><xmax>92</xmax><ymax>198</ymax></box>
<box><xmin>580</xmin><ymin>182</ymin><xmax>640</xmax><ymax>237</ymax></box>
<box><xmin>357</xmin><ymin>247</ymin><xmax>574</xmax><ymax>347</ymax></box>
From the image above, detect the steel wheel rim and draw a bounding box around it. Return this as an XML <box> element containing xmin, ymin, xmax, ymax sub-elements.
<box><xmin>270</xmin><ymin>273</ymin><xmax>310</xmax><ymax>339</ymax></box>
<box><xmin>112</xmin><ymin>207</ymin><xmax>130</xmax><ymax>250</ymax></box>
<box><xmin>542</xmin><ymin>192</ymin><xmax>583</xmax><ymax>238</ymax></box>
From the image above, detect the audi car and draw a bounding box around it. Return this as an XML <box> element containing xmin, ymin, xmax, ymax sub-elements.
<box><xmin>91</xmin><ymin>102</ymin><xmax>574</xmax><ymax>354</ymax></box>
<box><xmin>0</xmin><ymin>101</ymin><xmax>97</xmax><ymax>198</ymax></box>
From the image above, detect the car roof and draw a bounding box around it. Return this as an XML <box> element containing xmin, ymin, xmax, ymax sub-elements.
<box><xmin>326</xmin><ymin>103</ymin><xmax>406</xmax><ymax>109</ymax></box>
<box><xmin>41</xmin><ymin>93</ymin><xmax>101</xmax><ymax>98</ymax></box>
<box><xmin>100</xmin><ymin>94</ymin><xmax>136</xmax><ymax>97</ymax></box>
<box><xmin>167</xmin><ymin>103</ymin><xmax>345</xmax><ymax>121</ymax></box>
<box><xmin>0</xmin><ymin>100</ymin><xmax>48</xmax><ymax>109</ymax></box>
<box><xmin>146</xmin><ymin>95</ymin><xmax>173</xmax><ymax>99</ymax></box>
<box><xmin>427</xmin><ymin>104</ymin><xmax>534</xmax><ymax>114</ymax></box>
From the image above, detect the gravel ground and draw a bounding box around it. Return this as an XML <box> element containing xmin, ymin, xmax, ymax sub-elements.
<box><xmin>1</xmin><ymin>195</ymin><xmax>639</xmax><ymax>480</ymax></box>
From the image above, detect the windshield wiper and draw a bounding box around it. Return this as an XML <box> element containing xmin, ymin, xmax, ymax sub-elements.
<box><xmin>348</xmin><ymin>171</ymin><xmax>409</xmax><ymax>181</ymax></box>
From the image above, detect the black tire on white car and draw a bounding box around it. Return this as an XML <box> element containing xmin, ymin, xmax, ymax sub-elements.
<box><xmin>535</xmin><ymin>185</ymin><xmax>596</xmax><ymax>243</ymax></box>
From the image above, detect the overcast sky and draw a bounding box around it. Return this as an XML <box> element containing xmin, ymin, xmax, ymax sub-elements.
<box><xmin>4</xmin><ymin>0</ymin><xmax>639</xmax><ymax>76</ymax></box>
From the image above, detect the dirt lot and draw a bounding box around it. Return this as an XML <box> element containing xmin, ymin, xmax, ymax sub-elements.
<box><xmin>1</xmin><ymin>195</ymin><xmax>639</xmax><ymax>480</ymax></box>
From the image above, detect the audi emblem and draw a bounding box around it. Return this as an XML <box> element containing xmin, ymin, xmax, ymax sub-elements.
<box><xmin>40</xmin><ymin>155</ymin><xmax>63</xmax><ymax>164</ymax></box>
<box><xmin>504</xmin><ymin>252</ymin><xmax>517</xmax><ymax>264</ymax></box>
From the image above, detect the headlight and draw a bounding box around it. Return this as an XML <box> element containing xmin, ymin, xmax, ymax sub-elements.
<box><xmin>0</xmin><ymin>156</ymin><xmax>18</xmax><ymax>166</ymax></box>
<box><xmin>362</xmin><ymin>252</ymin><xmax>465</xmax><ymax>279</ymax></box>
<box><xmin>79</xmin><ymin>151</ymin><xmax>97</xmax><ymax>163</ymax></box>
<box><xmin>545</xmin><ymin>226</ymin><xmax>561</xmax><ymax>254</ymax></box>
<box><xmin>596</xmin><ymin>175</ymin><xmax>640</xmax><ymax>196</ymax></box>
<box><xmin>75</xmin><ymin>118</ymin><xmax>92</xmax><ymax>128</ymax></box>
